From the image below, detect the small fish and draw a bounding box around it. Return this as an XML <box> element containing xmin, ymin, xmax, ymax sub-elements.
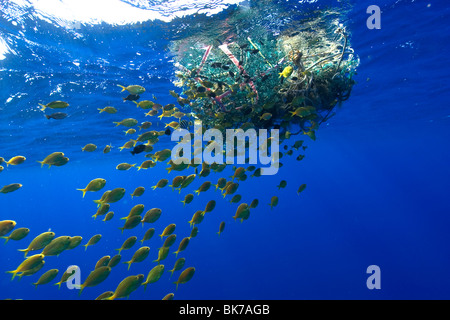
<box><xmin>0</xmin><ymin>220</ymin><xmax>16</xmax><ymax>237</ymax></box>
<box><xmin>279</xmin><ymin>66</ymin><xmax>293</xmax><ymax>78</ymax></box>
<box><xmin>173</xmin><ymin>267</ymin><xmax>195</xmax><ymax>290</ymax></box>
<box><xmin>104</xmin><ymin>256</ymin><xmax>119</xmax><ymax>269</ymax></box>
<box><xmin>131</xmin><ymin>186</ymin><xmax>145</xmax><ymax>198</ymax></box>
<box><xmin>142</xmin><ymin>265</ymin><xmax>165</xmax><ymax>290</ymax></box>
<box><xmin>159</xmin><ymin>224</ymin><xmax>176</xmax><ymax>239</ymax></box>
<box><xmin>130</xmin><ymin>144</ymin><xmax>146</xmax><ymax>155</ymax></box>
<box><xmin>78</xmin><ymin>266</ymin><xmax>111</xmax><ymax>295</ymax></box>
<box><xmin>32</xmin><ymin>268</ymin><xmax>59</xmax><ymax>288</ymax></box>
<box><xmin>169</xmin><ymin>258</ymin><xmax>185</xmax><ymax>279</ymax></box>
<box><xmin>83</xmin><ymin>234</ymin><xmax>102</xmax><ymax>251</ymax></box>
<box><xmin>173</xmin><ymin>237</ymin><xmax>190</xmax><ymax>257</ymax></box>
<box><xmin>250</xmin><ymin>49</ymin><xmax>259</xmax><ymax>54</ymax></box>
<box><xmin>297</xmin><ymin>184</ymin><xmax>307</xmax><ymax>195</ymax></box>
<box><xmin>141</xmin><ymin>208</ymin><xmax>162</xmax><ymax>224</ymax></box>
<box><xmin>1</xmin><ymin>227</ymin><xmax>29</xmax><ymax>244</ymax></box>
<box><xmin>82</xmin><ymin>144</ymin><xmax>97</xmax><ymax>152</ymax></box>
<box><xmin>98</xmin><ymin>106</ymin><xmax>117</xmax><ymax>114</ymax></box>
<box><xmin>5</xmin><ymin>155</ymin><xmax>26</xmax><ymax>166</ymax></box>
<box><xmin>104</xmin><ymin>274</ymin><xmax>145</xmax><ymax>300</ymax></box>
<box><xmin>140</xmin><ymin>228</ymin><xmax>155</xmax><ymax>244</ymax></box>
<box><xmin>117</xmin><ymin>84</ymin><xmax>145</xmax><ymax>95</ymax></box>
<box><xmin>277</xmin><ymin>180</ymin><xmax>287</xmax><ymax>189</ymax></box>
<box><xmin>116</xmin><ymin>163</ymin><xmax>136</xmax><ymax>171</ymax></box>
<box><xmin>217</xmin><ymin>222</ymin><xmax>225</xmax><ymax>236</ymax></box>
<box><xmin>116</xmin><ymin>236</ymin><xmax>137</xmax><ymax>255</ymax></box>
<box><xmin>113</xmin><ymin>118</ymin><xmax>138</xmax><ymax>127</ymax></box>
<box><xmin>269</xmin><ymin>196</ymin><xmax>279</xmax><ymax>209</ymax></box>
<box><xmin>76</xmin><ymin>178</ymin><xmax>106</xmax><ymax>198</ymax></box>
<box><xmin>92</xmin><ymin>203</ymin><xmax>110</xmax><ymax>219</ymax></box>
<box><xmin>45</xmin><ymin>112</ymin><xmax>68</xmax><ymax>120</ymax></box>
<box><xmin>123</xmin><ymin>94</ymin><xmax>140</xmax><ymax>102</ymax></box>
<box><xmin>152</xmin><ymin>179</ymin><xmax>168</xmax><ymax>190</ymax></box>
<box><xmin>0</xmin><ymin>183</ymin><xmax>22</xmax><ymax>194</ymax></box>
<box><xmin>38</xmin><ymin>101</ymin><xmax>69</xmax><ymax>112</ymax></box>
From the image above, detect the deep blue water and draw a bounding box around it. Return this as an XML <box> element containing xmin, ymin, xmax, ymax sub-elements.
<box><xmin>1</xmin><ymin>0</ymin><xmax>450</xmax><ymax>300</ymax></box>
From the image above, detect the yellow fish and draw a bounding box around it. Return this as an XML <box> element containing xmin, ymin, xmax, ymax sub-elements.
<box><xmin>279</xmin><ymin>66</ymin><xmax>293</xmax><ymax>78</ymax></box>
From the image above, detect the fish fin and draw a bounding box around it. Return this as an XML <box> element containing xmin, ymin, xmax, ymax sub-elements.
<box><xmin>123</xmin><ymin>261</ymin><xmax>132</xmax><ymax>270</ymax></box>
<box><xmin>76</xmin><ymin>188</ymin><xmax>87</xmax><ymax>198</ymax></box>
<box><xmin>17</xmin><ymin>249</ymin><xmax>28</xmax><ymax>258</ymax></box>
<box><xmin>117</xmin><ymin>84</ymin><xmax>126</xmax><ymax>92</ymax></box>
<box><xmin>78</xmin><ymin>285</ymin><xmax>85</xmax><ymax>296</ymax></box>
<box><xmin>6</xmin><ymin>270</ymin><xmax>17</xmax><ymax>281</ymax></box>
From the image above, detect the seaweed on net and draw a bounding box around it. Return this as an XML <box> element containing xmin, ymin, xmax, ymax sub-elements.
<box><xmin>169</xmin><ymin>12</ymin><xmax>359</xmax><ymax>138</ymax></box>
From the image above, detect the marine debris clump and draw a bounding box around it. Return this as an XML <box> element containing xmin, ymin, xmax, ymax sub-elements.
<box><xmin>170</xmin><ymin>14</ymin><xmax>359</xmax><ymax>139</ymax></box>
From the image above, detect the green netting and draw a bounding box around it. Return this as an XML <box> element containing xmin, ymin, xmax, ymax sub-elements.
<box><xmin>169</xmin><ymin>12</ymin><xmax>359</xmax><ymax>140</ymax></box>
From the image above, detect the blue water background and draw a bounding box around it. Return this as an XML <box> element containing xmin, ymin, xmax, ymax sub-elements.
<box><xmin>1</xmin><ymin>0</ymin><xmax>450</xmax><ymax>300</ymax></box>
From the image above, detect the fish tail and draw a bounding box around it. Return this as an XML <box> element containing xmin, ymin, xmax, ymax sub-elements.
<box><xmin>6</xmin><ymin>270</ymin><xmax>17</xmax><ymax>281</ymax></box>
<box><xmin>97</xmin><ymin>108</ymin><xmax>104</xmax><ymax>113</ymax></box>
<box><xmin>1</xmin><ymin>236</ymin><xmax>9</xmax><ymax>244</ymax></box>
<box><xmin>76</xmin><ymin>188</ymin><xmax>87</xmax><ymax>198</ymax></box>
<box><xmin>38</xmin><ymin>103</ymin><xmax>46</xmax><ymax>111</ymax></box>
<box><xmin>174</xmin><ymin>282</ymin><xmax>179</xmax><ymax>291</ymax></box>
<box><xmin>117</xmin><ymin>84</ymin><xmax>126</xmax><ymax>92</ymax></box>
<box><xmin>45</xmin><ymin>115</ymin><xmax>51</xmax><ymax>119</ymax></box>
<box><xmin>83</xmin><ymin>244</ymin><xmax>88</xmax><ymax>251</ymax></box>
<box><xmin>37</xmin><ymin>160</ymin><xmax>45</xmax><ymax>168</ymax></box>
<box><xmin>113</xmin><ymin>122</ymin><xmax>120</xmax><ymax>127</ymax></box>
<box><xmin>91</xmin><ymin>214</ymin><xmax>97</xmax><ymax>219</ymax></box>
<box><xmin>123</xmin><ymin>261</ymin><xmax>131</xmax><ymax>270</ymax></box>
<box><xmin>78</xmin><ymin>285</ymin><xmax>85</xmax><ymax>296</ymax></box>
<box><xmin>18</xmin><ymin>249</ymin><xmax>28</xmax><ymax>258</ymax></box>
<box><xmin>133</xmin><ymin>101</ymin><xmax>139</xmax><ymax>107</ymax></box>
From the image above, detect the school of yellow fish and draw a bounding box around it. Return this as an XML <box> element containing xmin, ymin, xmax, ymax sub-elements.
<box><xmin>0</xmin><ymin>83</ymin><xmax>309</xmax><ymax>300</ymax></box>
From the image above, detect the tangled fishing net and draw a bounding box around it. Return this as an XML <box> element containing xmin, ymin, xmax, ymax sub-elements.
<box><xmin>169</xmin><ymin>9</ymin><xmax>359</xmax><ymax>140</ymax></box>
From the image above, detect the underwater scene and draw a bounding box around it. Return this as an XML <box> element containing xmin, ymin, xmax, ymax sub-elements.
<box><xmin>0</xmin><ymin>0</ymin><xmax>449</xmax><ymax>301</ymax></box>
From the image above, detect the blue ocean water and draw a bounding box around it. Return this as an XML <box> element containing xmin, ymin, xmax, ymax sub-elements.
<box><xmin>0</xmin><ymin>0</ymin><xmax>450</xmax><ymax>300</ymax></box>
